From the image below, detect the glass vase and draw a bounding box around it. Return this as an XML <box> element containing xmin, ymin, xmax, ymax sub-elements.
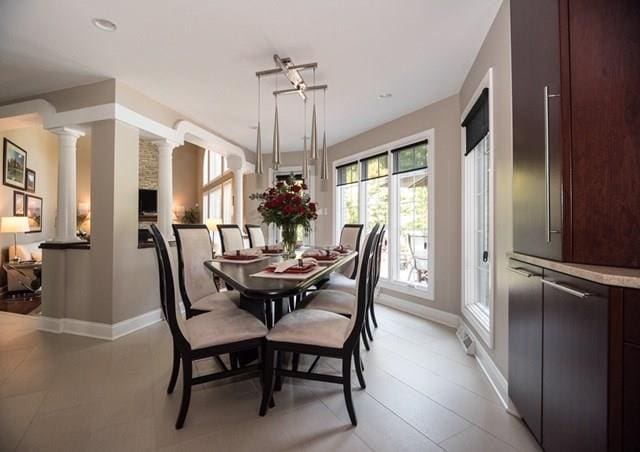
<box><xmin>281</xmin><ymin>224</ymin><xmax>298</xmax><ymax>259</ymax></box>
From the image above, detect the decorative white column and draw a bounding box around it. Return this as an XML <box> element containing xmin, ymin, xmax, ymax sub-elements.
<box><xmin>154</xmin><ymin>140</ymin><xmax>179</xmax><ymax>238</ymax></box>
<box><xmin>51</xmin><ymin>127</ymin><xmax>85</xmax><ymax>242</ymax></box>
<box><xmin>226</xmin><ymin>154</ymin><xmax>245</xmax><ymax>227</ymax></box>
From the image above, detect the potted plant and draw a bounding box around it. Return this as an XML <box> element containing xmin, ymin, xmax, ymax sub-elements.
<box><xmin>250</xmin><ymin>177</ymin><xmax>318</xmax><ymax>258</ymax></box>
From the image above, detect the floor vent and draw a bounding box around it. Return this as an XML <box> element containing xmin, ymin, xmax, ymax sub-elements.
<box><xmin>456</xmin><ymin>325</ymin><xmax>476</xmax><ymax>356</ymax></box>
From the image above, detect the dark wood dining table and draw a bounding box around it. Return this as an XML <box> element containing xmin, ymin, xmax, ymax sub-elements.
<box><xmin>203</xmin><ymin>248</ymin><xmax>357</xmax><ymax>372</ymax></box>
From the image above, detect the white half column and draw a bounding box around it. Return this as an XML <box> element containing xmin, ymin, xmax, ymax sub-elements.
<box><xmin>51</xmin><ymin>127</ymin><xmax>85</xmax><ymax>242</ymax></box>
<box><xmin>226</xmin><ymin>154</ymin><xmax>245</xmax><ymax>227</ymax></box>
<box><xmin>154</xmin><ymin>140</ymin><xmax>179</xmax><ymax>239</ymax></box>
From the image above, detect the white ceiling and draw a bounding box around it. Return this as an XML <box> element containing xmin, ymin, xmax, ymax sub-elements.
<box><xmin>0</xmin><ymin>0</ymin><xmax>502</xmax><ymax>152</ymax></box>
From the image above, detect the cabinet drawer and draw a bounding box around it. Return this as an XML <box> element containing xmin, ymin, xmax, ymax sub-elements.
<box><xmin>623</xmin><ymin>289</ymin><xmax>640</xmax><ymax>346</ymax></box>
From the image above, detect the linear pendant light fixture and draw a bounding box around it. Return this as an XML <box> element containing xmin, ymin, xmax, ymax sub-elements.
<box><xmin>320</xmin><ymin>87</ymin><xmax>329</xmax><ymax>180</ymax></box>
<box><xmin>256</xmin><ymin>54</ymin><xmax>328</xmax><ymax>179</ymax></box>
<box><xmin>255</xmin><ymin>75</ymin><xmax>263</xmax><ymax>175</ymax></box>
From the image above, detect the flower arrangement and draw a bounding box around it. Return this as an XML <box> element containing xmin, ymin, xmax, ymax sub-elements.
<box><xmin>250</xmin><ymin>177</ymin><xmax>318</xmax><ymax>257</ymax></box>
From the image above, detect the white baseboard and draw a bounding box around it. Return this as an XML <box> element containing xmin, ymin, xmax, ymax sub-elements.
<box><xmin>36</xmin><ymin>308</ymin><xmax>163</xmax><ymax>341</ymax></box>
<box><xmin>375</xmin><ymin>294</ymin><xmax>516</xmax><ymax>414</ymax></box>
<box><xmin>377</xmin><ymin>293</ymin><xmax>460</xmax><ymax>328</ymax></box>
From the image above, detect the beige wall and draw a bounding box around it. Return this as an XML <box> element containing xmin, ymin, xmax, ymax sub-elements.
<box><xmin>459</xmin><ymin>0</ymin><xmax>512</xmax><ymax>375</ymax></box>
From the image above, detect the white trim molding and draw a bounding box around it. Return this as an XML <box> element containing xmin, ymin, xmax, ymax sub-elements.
<box><xmin>377</xmin><ymin>293</ymin><xmax>459</xmax><ymax>328</ymax></box>
<box><xmin>37</xmin><ymin>309</ymin><xmax>164</xmax><ymax>341</ymax></box>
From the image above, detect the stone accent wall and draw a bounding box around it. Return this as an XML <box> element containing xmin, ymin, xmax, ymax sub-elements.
<box><xmin>139</xmin><ymin>139</ymin><xmax>158</xmax><ymax>189</ymax></box>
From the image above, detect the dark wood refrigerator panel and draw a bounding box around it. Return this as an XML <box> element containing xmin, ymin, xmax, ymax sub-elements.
<box><xmin>511</xmin><ymin>0</ymin><xmax>563</xmax><ymax>260</ymax></box>
<box><xmin>567</xmin><ymin>0</ymin><xmax>640</xmax><ymax>267</ymax></box>
<box><xmin>542</xmin><ymin>270</ymin><xmax>608</xmax><ymax>452</ymax></box>
<box><xmin>507</xmin><ymin>261</ymin><xmax>543</xmax><ymax>443</ymax></box>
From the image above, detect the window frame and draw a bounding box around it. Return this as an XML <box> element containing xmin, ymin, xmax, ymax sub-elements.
<box><xmin>332</xmin><ymin>129</ymin><xmax>435</xmax><ymax>300</ymax></box>
<box><xmin>461</xmin><ymin>67</ymin><xmax>495</xmax><ymax>348</ymax></box>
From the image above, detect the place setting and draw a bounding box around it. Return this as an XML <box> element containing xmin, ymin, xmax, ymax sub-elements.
<box><xmin>250</xmin><ymin>256</ymin><xmax>325</xmax><ymax>280</ymax></box>
<box><xmin>213</xmin><ymin>248</ymin><xmax>269</xmax><ymax>264</ymax></box>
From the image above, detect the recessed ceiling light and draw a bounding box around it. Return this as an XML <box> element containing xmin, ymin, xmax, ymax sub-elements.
<box><xmin>92</xmin><ymin>18</ymin><xmax>117</xmax><ymax>32</ymax></box>
<box><xmin>377</xmin><ymin>93</ymin><xmax>392</xmax><ymax>99</ymax></box>
<box><xmin>249</xmin><ymin>125</ymin><xmax>258</xmax><ymax>130</ymax></box>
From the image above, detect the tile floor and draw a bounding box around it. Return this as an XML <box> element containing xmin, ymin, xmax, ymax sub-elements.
<box><xmin>0</xmin><ymin>304</ymin><xmax>541</xmax><ymax>451</ymax></box>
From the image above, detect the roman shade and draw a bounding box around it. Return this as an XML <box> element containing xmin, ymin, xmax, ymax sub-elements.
<box><xmin>391</xmin><ymin>140</ymin><xmax>428</xmax><ymax>175</ymax></box>
<box><xmin>462</xmin><ymin>88</ymin><xmax>489</xmax><ymax>156</ymax></box>
<box><xmin>336</xmin><ymin>162</ymin><xmax>358</xmax><ymax>186</ymax></box>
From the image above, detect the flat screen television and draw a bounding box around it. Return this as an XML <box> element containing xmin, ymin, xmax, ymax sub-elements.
<box><xmin>139</xmin><ymin>189</ymin><xmax>157</xmax><ymax>215</ymax></box>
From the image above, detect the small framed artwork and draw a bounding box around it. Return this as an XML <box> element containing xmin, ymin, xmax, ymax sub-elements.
<box><xmin>13</xmin><ymin>191</ymin><xmax>25</xmax><ymax>216</ymax></box>
<box><xmin>3</xmin><ymin>138</ymin><xmax>27</xmax><ymax>190</ymax></box>
<box><xmin>26</xmin><ymin>195</ymin><xmax>43</xmax><ymax>233</ymax></box>
<box><xmin>26</xmin><ymin>169</ymin><xmax>36</xmax><ymax>193</ymax></box>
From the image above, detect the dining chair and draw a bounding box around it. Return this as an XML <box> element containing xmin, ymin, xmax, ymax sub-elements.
<box><xmin>368</xmin><ymin>224</ymin><xmax>386</xmax><ymax>329</ymax></box>
<box><xmin>245</xmin><ymin>224</ymin><xmax>266</xmax><ymax>248</ymax></box>
<box><xmin>149</xmin><ymin>224</ymin><xmax>268</xmax><ymax>429</ymax></box>
<box><xmin>259</xmin><ymin>224</ymin><xmax>381</xmax><ymax>426</ymax></box>
<box><xmin>407</xmin><ymin>233</ymin><xmax>428</xmax><ymax>283</ymax></box>
<box><xmin>173</xmin><ymin>224</ymin><xmax>241</xmax><ymax>316</ymax></box>
<box><xmin>338</xmin><ymin>224</ymin><xmax>364</xmax><ymax>279</ymax></box>
<box><xmin>217</xmin><ymin>224</ymin><xmax>245</xmax><ymax>253</ymax></box>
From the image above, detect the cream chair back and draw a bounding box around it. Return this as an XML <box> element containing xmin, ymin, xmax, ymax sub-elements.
<box><xmin>217</xmin><ymin>224</ymin><xmax>245</xmax><ymax>253</ymax></box>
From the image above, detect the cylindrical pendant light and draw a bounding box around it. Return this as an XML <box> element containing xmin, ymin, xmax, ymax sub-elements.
<box><xmin>310</xmin><ymin>68</ymin><xmax>318</xmax><ymax>160</ymax></box>
<box><xmin>272</xmin><ymin>96</ymin><xmax>280</xmax><ymax>170</ymax></box>
<box><xmin>255</xmin><ymin>75</ymin><xmax>263</xmax><ymax>175</ymax></box>
<box><xmin>302</xmin><ymin>98</ymin><xmax>309</xmax><ymax>183</ymax></box>
<box><xmin>320</xmin><ymin>88</ymin><xmax>329</xmax><ymax>180</ymax></box>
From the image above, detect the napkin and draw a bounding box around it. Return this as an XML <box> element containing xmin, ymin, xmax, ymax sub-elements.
<box><xmin>333</xmin><ymin>244</ymin><xmax>352</xmax><ymax>253</ymax></box>
<box><xmin>272</xmin><ymin>258</ymin><xmax>318</xmax><ymax>273</ymax></box>
<box><xmin>223</xmin><ymin>248</ymin><xmax>263</xmax><ymax>257</ymax></box>
<box><xmin>262</xmin><ymin>244</ymin><xmax>283</xmax><ymax>253</ymax></box>
<box><xmin>302</xmin><ymin>249</ymin><xmax>339</xmax><ymax>259</ymax></box>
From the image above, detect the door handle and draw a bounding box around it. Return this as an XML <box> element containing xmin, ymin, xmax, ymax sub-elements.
<box><xmin>506</xmin><ymin>266</ymin><xmax>536</xmax><ymax>278</ymax></box>
<box><xmin>544</xmin><ymin>86</ymin><xmax>561</xmax><ymax>243</ymax></box>
<box><xmin>542</xmin><ymin>279</ymin><xmax>591</xmax><ymax>298</ymax></box>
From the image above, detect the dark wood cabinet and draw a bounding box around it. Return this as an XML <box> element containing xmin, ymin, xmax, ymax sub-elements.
<box><xmin>507</xmin><ymin>260</ymin><xmax>543</xmax><ymax>443</ymax></box>
<box><xmin>511</xmin><ymin>0</ymin><xmax>640</xmax><ymax>267</ymax></box>
<box><xmin>542</xmin><ymin>270</ymin><xmax>609</xmax><ymax>452</ymax></box>
<box><xmin>623</xmin><ymin>343</ymin><xmax>640</xmax><ymax>451</ymax></box>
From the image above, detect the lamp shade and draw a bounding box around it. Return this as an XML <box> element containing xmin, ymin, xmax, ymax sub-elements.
<box><xmin>205</xmin><ymin>218</ymin><xmax>222</xmax><ymax>232</ymax></box>
<box><xmin>1</xmin><ymin>216</ymin><xmax>30</xmax><ymax>233</ymax></box>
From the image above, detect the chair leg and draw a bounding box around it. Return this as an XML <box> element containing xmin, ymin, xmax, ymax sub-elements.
<box><xmin>354</xmin><ymin>344</ymin><xmax>366</xmax><ymax>390</ymax></box>
<box><xmin>369</xmin><ymin>297</ymin><xmax>379</xmax><ymax>328</ymax></box>
<box><xmin>259</xmin><ymin>344</ymin><xmax>275</xmax><ymax>416</ymax></box>
<box><xmin>230</xmin><ymin>352</ymin><xmax>238</xmax><ymax>370</ymax></box>
<box><xmin>167</xmin><ymin>343</ymin><xmax>180</xmax><ymax>394</ymax></box>
<box><xmin>361</xmin><ymin>328</ymin><xmax>370</xmax><ymax>351</ymax></box>
<box><xmin>292</xmin><ymin>353</ymin><xmax>300</xmax><ymax>372</ymax></box>
<box><xmin>342</xmin><ymin>353</ymin><xmax>357</xmax><ymax>426</ymax></box>
<box><xmin>176</xmin><ymin>357</ymin><xmax>192</xmax><ymax>429</ymax></box>
<box><xmin>365</xmin><ymin>311</ymin><xmax>374</xmax><ymax>342</ymax></box>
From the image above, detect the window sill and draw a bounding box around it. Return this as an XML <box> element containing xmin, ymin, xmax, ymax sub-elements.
<box><xmin>380</xmin><ymin>279</ymin><xmax>433</xmax><ymax>301</ymax></box>
<box><xmin>462</xmin><ymin>302</ymin><xmax>492</xmax><ymax>348</ymax></box>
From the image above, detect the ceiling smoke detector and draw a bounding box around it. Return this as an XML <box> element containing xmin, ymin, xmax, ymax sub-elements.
<box><xmin>92</xmin><ymin>18</ymin><xmax>117</xmax><ymax>32</ymax></box>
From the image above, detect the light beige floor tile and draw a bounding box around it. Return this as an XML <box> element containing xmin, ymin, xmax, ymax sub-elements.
<box><xmin>430</xmin><ymin>388</ymin><xmax>541</xmax><ymax>452</ymax></box>
<box><xmin>0</xmin><ymin>357</ymin><xmax>60</xmax><ymax>399</ymax></box>
<box><xmin>86</xmin><ymin>417</ymin><xmax>156</xmax><ymax>452</ymax></box>
<box><xmin>0</xmin><ymin>391</ymin><xmax>46</xmax><ymax>452</ymax></box>
<box><xmin>440</xmin><ymin>426</ymin><xmax>518</xmax><ymax>452</ymax></box>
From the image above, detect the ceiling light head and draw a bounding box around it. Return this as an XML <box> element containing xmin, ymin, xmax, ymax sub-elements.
<box><xmin>377</xmin><ymin>93</ymin><xmax>392</xmax><ymax>99</ymax></box>
<box><xmin>92</xmin><ymin>18</ymin><xmax>117</xmax><ymax>32</ymax></box>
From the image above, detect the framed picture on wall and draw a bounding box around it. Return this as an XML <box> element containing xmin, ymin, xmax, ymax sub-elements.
<box><xmin>13</xmin><ymin>191</ymin><xmax>25</xmax><ymax>216</ymax></box>
<box><xmin>26</xmin><ymin>168</ymin><xmax>36</xmax><ymax>192</ymax></box>
<box><xmin>26</xmin><ymin>195</ymin><xmax>42</xmax><ymax>233</ymax></box>
<box><xmin>3</xmin><ymin>138</ymin><xmax>27</xmax><ymax>190</ymax></box>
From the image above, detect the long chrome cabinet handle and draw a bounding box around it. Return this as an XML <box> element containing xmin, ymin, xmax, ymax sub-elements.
<box><xmin>542</xmin><ymin>278</ymin><xmax>591</xmax><ymax>298</ymax></box>
<box><xmin>506</xmin><ymin>267</ymin><xmax>536</xmax><ymax>278</ymax></box>
<box><xmin>544</xmin><ymin>85</ymin><xmax>561</xmax><ymax>243</ymax></box>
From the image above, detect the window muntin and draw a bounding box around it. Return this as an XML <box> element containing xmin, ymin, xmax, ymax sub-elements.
<box><xmin>336</xmin><ymin>162</ymin><xmax>358</xmax><ymax>186</ymax></box>
<box><xmin>361</xmin><ymin>153</ymin><xmax>389</xmax><ymax>181</ymax></box>
<box><xmin>392</xmin><ymin>140</ymin><xmax>428</xmax><ymax>175</ymax></box>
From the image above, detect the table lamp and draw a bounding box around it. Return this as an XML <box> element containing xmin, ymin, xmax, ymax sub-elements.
<box><xmin>1</xmin><ymin>216</ymin><xmax>30</xmax><ymax>262</ymax></box>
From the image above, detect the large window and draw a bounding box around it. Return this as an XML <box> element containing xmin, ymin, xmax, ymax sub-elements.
<box><xmin>222</xmin><ymin>180</ymin><xmax>233</xmax><ymax>223</ymax></box>
<box><xmin>203</xmin><ymin>149</ymin><xmax>225</xmax><ymax>184</ymax></box>
<box><xmin>334</xmin><ymin>134</ymin><xmax>432</xmax><ymax>295</ymax></box>
<box><xmin>461</xmin><ymin>74</ymin><xmax>493</xmax><ymax>346</ymax></box>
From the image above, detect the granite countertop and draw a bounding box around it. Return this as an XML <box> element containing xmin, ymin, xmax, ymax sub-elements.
<box><xmin>508</xmin><ymin>252</ymin><xmax>640</xmax><ymax>289</ymax></box>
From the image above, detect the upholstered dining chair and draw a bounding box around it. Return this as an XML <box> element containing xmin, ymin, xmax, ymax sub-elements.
<box><xmin>217</xmin><ymin>224</ymin><xmax>245</xmax><ymax>253</ymax></box>
<box><xmin>173</xmin><ymin>224</ymin><xmax>241</xmax><ymax>316</ymax></box>
<box><xmin>337</xmin><ymin>224</ymin><xmax>364</xmax><ymax>279</ymax></box>
<box><xmin>150</xmin><ymin>224</ymin><xmax>268</xmax><ymax>430</ymax></box>
<box><xmin>259</xmin><ymin>224</ymin><xmax>381</xmax><ymax>426</ymax></box>
<box><xmin>245</xmin><ymin>224</ymin><xmax>266</xmax><ymax>248</ymax></box>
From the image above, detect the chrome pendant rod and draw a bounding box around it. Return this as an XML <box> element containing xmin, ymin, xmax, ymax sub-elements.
<box><xmin>310</xmin><ymin>68</ymin><xmax>318</xmax><ymax>161</ymax></box>
<box><xmin>255</xmin><ymin>75</ymin><xmax>263</xmax><ymax>175</ymax></box>
<box><xmin>320</xmin><ymin>87</ymin><xmax>329</xmax><ymax>181</ymax></box>
<box><xmin>272</xmin><ymin>75</ymin><xmax>280</xmax><ymax>170</ymax></box>
<box><xmin>302</xmin><ymin>99</ymin><xmax>309</xmax><ymax>182</ymax></box>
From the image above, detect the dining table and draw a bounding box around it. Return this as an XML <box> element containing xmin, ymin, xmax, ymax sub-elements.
<box><xmin>203</xmin><ymin>247</ymin><xmax>357</xmax><ymax>372</ymax></box>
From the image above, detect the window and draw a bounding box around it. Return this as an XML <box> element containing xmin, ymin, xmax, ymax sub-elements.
<box><xmin>222</xmin><ymin>180</ymin><xmax>233</xmax><ymax>223</ymax></box>
<box><xmin>334</xmin><ymin>133</ymin><xmax>433</xmax><ymax>296</ymax></box>
<box><xmin>461</xmin><ymin>72</ymin><xmax>493</xmax><ymax>346</ymax></box>
<box><xmin>203</xmin><ymin>149</ymin><xmax>225</xmax><ymax>184</ymax></box>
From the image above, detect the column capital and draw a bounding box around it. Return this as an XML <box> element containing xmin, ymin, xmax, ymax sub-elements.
<box><xmin>153</xmin><ymin>139</ymin><xmax>180</xmax><ymax>154</ymax></box>
<box><xmin>49</xmin><ymin>127</ymin><xmax>85</xmax><ymax>139</ymax></box>
<box><xmin>225</xmin><ymin>153</ymin><xmax>244</xmax><ymax>171</ymax></box>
